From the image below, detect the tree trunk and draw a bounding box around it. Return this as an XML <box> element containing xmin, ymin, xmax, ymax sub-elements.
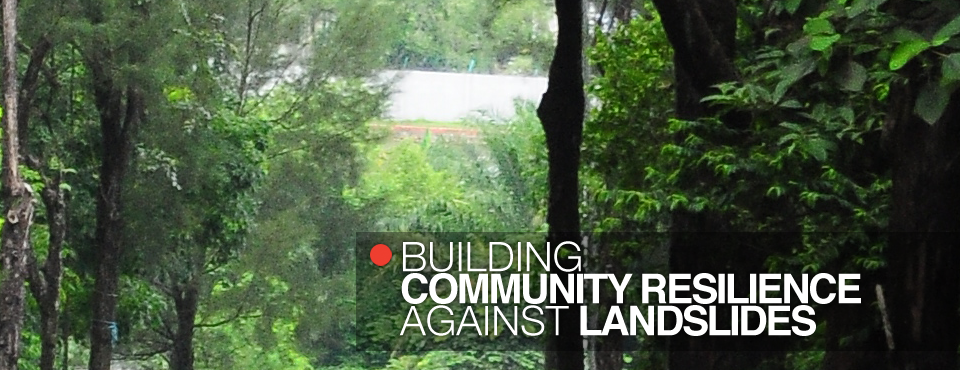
<box><xmin>18</xmin><ymin>37</ymin><xmax>62</xmax><ymax>370</ymax></box>
<box><xmin>87</xmin><ymin>79</ymin><xmax>142</xmax><ymax>370</ymax></box>
<box><xmin>60</xmin><ymin>308</ymin><xmax>69</xmax><ymax>370</ymax></box>
<box><xmin>87</xmin><ymin>172</ymin><xmax>123</xmax><ymax>370</ymax></box>
<box><xmin>539</xmin><ymin>1</ymin><xmax>585</xmax><ymax>370</ymax></box>
<box><xmin>170</xmin><ymin>285</ymin><xmax>199</xmax><ymax>370</ymax></box>
<box><xmin>648</xmin><ymin>0</ymin><xmax>739</xmax><ymax>121</ymax></box>
<box><xmin>27</xmin><ymin>183</ymin><xmax>66</xmax><ymax>370</ymax></box>
<box><xmin>883</xmin><ymin>78</ymin><xmax>960</xmax><ymax>370</ymax></box>
<box><xmin>0</xmin><ymin>0</ymin><xmax>36</xmax><ymax>367</ymax></box>
<box><xmin>649</xmin><ymin>0</ymin><xmax>788</xmax><ymax>368</ymax></box>
<box><xmin>84</xmin><ymin>7</ymin><xmax>145</xmax><ymax>369</ymax></box>
<box><xmin>36</xmin><ymin>262</ymin><xmax>60</xmax><ymax>370</ymax></box>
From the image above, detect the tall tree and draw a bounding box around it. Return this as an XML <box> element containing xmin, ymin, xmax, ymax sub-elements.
<box><xmin>115</xmin><ymin>2</ymin><xmax>398</xmax><ymax>369</ymax></box>
<box><xmin>0</xmin><ymin>0</ymin><xmax>36</xmax><ymax>367</ymax></box>
<box><xmin>86</xmin><ymin>71</ymin><xmax>142</xmax><ymax>370</ymax></box>
<box><xmin>885</xmin><ymin>92</ymin><xmax>960</xmax><ymax>370</ymax></box>
<box><xmin>17</xmin><ymin>33</ymin><xmax>64</xmax><ymax>370</ymax></box>
<box><xmin>25</xmin><ymin>176</ymin><xmax>66</xmax><ymax>370</ymax></box>
<box><xmin>84</xmin><ymin>2</ymin><xmax>146</xmax><ymax>367</ymax></box>
<box><xmin>649</xmin><ymin>0</ymin><xmax>739</xmax><ymax>123</ymax></box>
<box><xmin>126</xmin><ymin>93</ymin><xmax>270</xmax><ymax>370</ymax></box>
<box><xmin>647</xmin><ymin>0</ymin><xmax>786</xmax><ymax>368</ymax></box>
<box><xmin>883</xmin><ymin>3</ymin><xmax>960</xmax><ymax>367</ymax></box>
<box><xmin>538</xmin><ymin>1</ymin><xmax>585</xmax><ymax>370</ymax></box>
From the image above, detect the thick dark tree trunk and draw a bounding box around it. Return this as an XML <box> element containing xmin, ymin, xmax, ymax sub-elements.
<box><xmin>170</xmin><ymin>285</ymin><xmax>199</xmax><ymax>370</ymax></box>
<box><xmin>539</xmin><ymin>1</ymin><xmax>585</xmax><ymax>370</ymax></box>
<box><xmin>86</xmin><ymin>78</ymin><xmax>142</xmax><ymax>370</ymax></box>
<box><xmin>883</xmin><ymin>79</ymin><xmax>960</xmax><ymax>369</ymax></box>
<box><xmin>85</xmin><ymin>9</ymin><xmax>146</xmax><ymax>370</ymax></box>
<box><xmin>0</xmin><ymin>0</ymin><xmax>36</xmax><ymax>368</ymax></box>
<box><xmin>87</xmin><ymin>110</ymin><xmax>138</xmax><ymax>370</ymax></box>
<box><xmin>649</xmin><ymin>0</ymin><xmax>739</xmax><ymax>120</ymax></box>
<box><xmin>88</xmin><ymin>164</ymin><xmax>124</xmax><ymax>370</ymax></box>
<box><xmin>649</xmin><ymin>0</ymin><xmax>787</xmax><ymax>368</ymax></box>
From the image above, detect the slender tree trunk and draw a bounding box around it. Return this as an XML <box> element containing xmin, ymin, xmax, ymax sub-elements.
<box><xmin>18</xmin><ymin>36</ymin><xmax>62</xmax><ymax>370</ymax></box>
<box><xmin>60</xmin><ymin>308</ymin><xmax>69</xmax><ymax>370</ymax></box>
<box><xmin>35</xmin><ymin>263</ymin><xmax>60</xmax><ymax>370</ymax></box>
<box><xmin>17</xmin><ymin>38</ymin><xmax>50</xmax><ymax>149</ymax></box>
<box><xmin>26</xmin><ymin>183</ymin><xmax>66</xmax><ymax>370</ymax></box>
<box><xmin>0</xmin><ymin>0</ymin><xmax>36</xmax><ymax>367</ymax></box>
<box><xmin>170</xmin><ymin>285</ymin><xmax>198</xmax><ymax>370</ymax></box>
<box><xmin>539</xmin><ymin>1</ymin><xmax>585</xmax><ymax>370</ymax></box>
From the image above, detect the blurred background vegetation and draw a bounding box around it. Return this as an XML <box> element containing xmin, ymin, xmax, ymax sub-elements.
<box><xmin>2</xmin><ymin>0</ymin><xmax>960</xmax><ymax>369</ymax></box>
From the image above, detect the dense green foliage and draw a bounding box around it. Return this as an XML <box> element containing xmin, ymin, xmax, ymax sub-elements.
<box><xmin>388</xmin><ymin>0</ymin><xmax>556</xmax><ymax>74</ymax></box>
<box><xmin>3</xmin><ymin>0</ymin><xmax>960</xmax><ymax>370</ymax></box>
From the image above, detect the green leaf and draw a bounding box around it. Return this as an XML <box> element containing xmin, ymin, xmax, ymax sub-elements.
<box><xmin>773</xmin><ymin>59</ymin><xmax>816</xmax><ymax>102</ymax></box>
<box><xmin>853</xmin><ymin>44</ymin><xmax>881</xmax><ymax>55</ymax></box>
<box><xmin>837</xmin><ymin>61</ymin><xmax>868</xmax><ymax>91</ymax></box>
<box><xmin>780</xmin><ymin>122</ymin><xmax>804</xmax><ymax>132</ymax></box>
<box><xmin>804</xmin><ymin>137</ymin><xmax>836</xmax><ymax>162</ymax></box>
<box><xmin>914</xmin><ymin>81</ymin><xmax>951</xmax><ymax>125</ymax></box>
<box><xmin>756</xmin><ymin>49</ymin><xmax>786</xmax><ymax>60</ymax></box>
<box><xmin>787</xmin><ymin>36</ymin><xmax>811</xmax><ymax>56</ymax></box>
<box><xmin>847</xmin><ymin>0</ymin><xmax>887</xmax><ymax>18</ymax></box>
<box><xmin>804</xmin><ymin>18</ymin><xmax>835</xmax><ymax>35</ymax></box>
<box><xmin>889</xmin><ymin>39</ymin><xmax>930</xmax><ymax>70</ymax></box>
<box><xmin>810</xmin><ymin>34</ymin><xmax>841</xmax><ymax>51</ymax></box>
<box><xmin>839</xmin><ymin>106</ymin><xmax>855</xmax><ymax>124</ymax></box>
<box><xmin>942</xmin><ymin>53</ymin><xmax>960</xmax><ymax>84</ymax></box>
<box><xmin>932</xmin><ymin>14</ymin><xmax>960</xmax><ymax>46</ymax></box>
<box><xmin>767</xmin><ymin>185</ymin><xmax>784</xmax><ymax>198</ymax></box>
<box><xmin>890</xmin><ymin>28</ymin><xmax>925</xmax><ymax>43</ymax></box>
<box><xmin>779</xmin><ymin>99</ymin><xmax>803</xmax><ymax>108</ymax></box>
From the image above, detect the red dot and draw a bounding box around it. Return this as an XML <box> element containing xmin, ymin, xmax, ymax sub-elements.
<box><xmin>370</xmin><ymin>244</ymin><xmax>392</xmax><ymax>266</ymax></box>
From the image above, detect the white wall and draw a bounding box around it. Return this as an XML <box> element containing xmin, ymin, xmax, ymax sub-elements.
<box><xmin>379</xmin><ymin>70</ymin><xmax>548</xmax><ymax>122</ymax></box>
